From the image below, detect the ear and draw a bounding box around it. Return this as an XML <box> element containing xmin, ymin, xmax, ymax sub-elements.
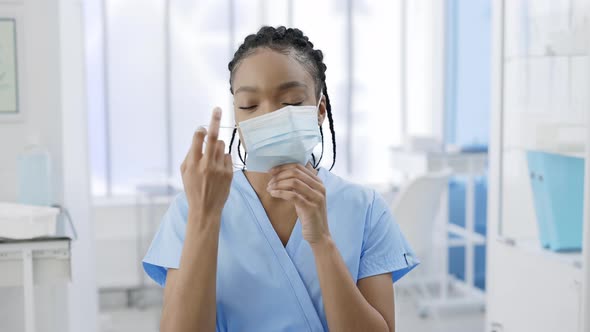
<box><xmin>318</xmin><ymin>95</ymin><xmax>327</xmax><ymax>126</ymax></box>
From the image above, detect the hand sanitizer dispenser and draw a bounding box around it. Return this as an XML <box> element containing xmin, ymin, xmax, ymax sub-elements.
<box><xmin>17</xmin><ymin>136</ymin><xmax>53</xmax><ymax>206</ymax></box>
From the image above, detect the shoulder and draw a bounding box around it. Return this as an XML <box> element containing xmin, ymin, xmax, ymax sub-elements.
<box><xmin>321</xmin><ymin>168</ymin><xmax>389</xmax><ymax>221</ymax></box>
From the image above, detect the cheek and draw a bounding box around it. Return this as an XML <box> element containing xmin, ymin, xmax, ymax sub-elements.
<box><xmin>236</xmin><ymin>112</ymin><xmax>257</xmax><ymax>123</ymax></box>
<box><xmin>233</xmin><ymin>106</ymin><xmax>260</xmax><ymax>123</ymax></box>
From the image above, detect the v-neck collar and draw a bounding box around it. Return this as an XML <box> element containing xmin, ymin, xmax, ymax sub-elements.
<box><xmin>234</xmin><ymin>167</ymin><xmax>327</xmax><ymax>257</ymax></box>
<box><xmin>232</xmin><ymin>167</ymin><xmax>327</xmax><ymax>332</ymax></box>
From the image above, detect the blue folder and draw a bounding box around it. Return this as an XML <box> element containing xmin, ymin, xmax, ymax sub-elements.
<box><xmin>526</xmin><ymin>152</ymin><xmax>551</xmax><ymax>248</ymax></box>
<box><xmin>526</xmin><ymin>151</ymin><xmax>584</xmax><ymax>252</ymax></box>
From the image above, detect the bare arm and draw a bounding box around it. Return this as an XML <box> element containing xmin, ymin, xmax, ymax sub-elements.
<box><xmin>161</xmin><ymin>213</ymin><xmax>221</xmax><ymax>332</ymax></box>
<box><xmin>312</xmin><ymin>239</ymin><xmax>395</xmax><ymax>332</ymax></box>
<box><xmin>160</xmin><ymin>108</ymin><xmax>233</xmax><ymax>332</ymax></box>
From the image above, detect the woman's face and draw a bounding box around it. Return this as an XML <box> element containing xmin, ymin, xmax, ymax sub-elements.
<box><xmin>231</xmin><ymin>48</ymin><xmax>326</xmax><ymax>132</ymax></box>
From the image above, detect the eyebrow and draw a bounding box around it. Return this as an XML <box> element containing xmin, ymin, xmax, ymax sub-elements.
<box><xmin>234</xmin><ymin>86</ymin><xmax>258</xmax><ymax>94</ymax></box>
<box><xmin>277</xmin><ymin>81</ymin><xmax>308</xmax><ymax>91</ymax></box>
<box><xmin>234</xmin><ymin>81</ymin><xmax>308</xmax><ymax>94</ymax></box>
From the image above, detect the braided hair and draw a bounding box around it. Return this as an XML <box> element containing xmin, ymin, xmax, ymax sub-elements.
<box><xmin>227</xmin><ymin>26</ymin><xmax>336</xmax><ymax>171</ymax></box>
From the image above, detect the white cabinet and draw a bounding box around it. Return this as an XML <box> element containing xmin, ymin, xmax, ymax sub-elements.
<box><xmin>487</xmin><ymin>240</ymin><xmax>582</xmax><ymax>332</ymax></box>
<box><xmin>487</xmin><ymin>1</ymin><xmax>589</xmax><ymax>331</ymax></box>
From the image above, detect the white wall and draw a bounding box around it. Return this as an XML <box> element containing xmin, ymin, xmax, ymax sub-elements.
<box><xmin>0</xmin><ymin>0</ymin><xmax>63</xmax><ymax>201</ymax></box>
<box><xmin>0</xmin><ymin>0</ymin><xmax>97</xmax><ymax>331</ymax></box>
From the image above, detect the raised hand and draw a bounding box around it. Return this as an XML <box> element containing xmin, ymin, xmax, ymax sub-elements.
<box><xmin>180</xmin><ymin>108</ymin><xmax>234</xmax><ymax>219</ymax></box>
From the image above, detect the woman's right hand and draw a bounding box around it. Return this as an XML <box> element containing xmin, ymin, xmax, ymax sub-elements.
<box><xmin>180</xmin><ymin>108</ymin><xmax>233</xmax><ymax>220</ymax></box>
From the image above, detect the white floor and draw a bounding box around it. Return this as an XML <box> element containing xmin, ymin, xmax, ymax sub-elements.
<box><xmin>98</xmin><ymin>291</ymin><xmax>485</xmax><ymax>332</ymax></box>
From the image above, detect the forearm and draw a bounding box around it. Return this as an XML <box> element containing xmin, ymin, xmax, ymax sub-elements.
<box><xmin>312</xmin><ymin>237</ymin><xmax>390</xmax><ymax>332</ymax></box>
<box><xmin>161</xmin><ymin>211</ymin><xmax>221</xmax><ymax>332</ymax></box>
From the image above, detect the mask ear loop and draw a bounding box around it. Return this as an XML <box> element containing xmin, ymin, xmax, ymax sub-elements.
<box><xmin>231</xmin><ymin>126</ymin><xmax>247</xmax><ymax>170</ymax></box>
<box><xmin>232</xmin><ymin>124</ymin><xmax>247</xmax><ymax>170</ymax></box>
<box><xmin>237</xmin><ymin>139</ymin><xmax>247</xmax><ymax>170</ymax></box>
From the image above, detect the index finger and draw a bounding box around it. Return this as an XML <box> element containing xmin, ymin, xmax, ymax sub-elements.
<box><xmin>206</xmin><ymin>107</ymin><xmax>222</xmax><ymax>157</ymax></box>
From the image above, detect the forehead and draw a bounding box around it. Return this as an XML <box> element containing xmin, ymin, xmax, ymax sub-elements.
<box><xmin>232</xmin><ymin>48</ymin><xmax>315</xmax><ymax>93</ymax></box>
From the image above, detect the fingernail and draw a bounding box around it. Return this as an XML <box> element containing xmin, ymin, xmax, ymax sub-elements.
<box><xmin>214</xmin><ymin>108</ymin><xmax>222</xmax><ymax>118</ymax></box>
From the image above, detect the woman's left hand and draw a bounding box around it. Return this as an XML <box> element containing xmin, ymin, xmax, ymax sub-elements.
<box><xmin>267</xmin><ymin>163</ymin><xmax>330</xmax><ymax>246</ymax></box>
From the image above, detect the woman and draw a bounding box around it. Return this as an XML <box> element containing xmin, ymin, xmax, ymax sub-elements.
<box><xmin>143</xmin><ymin>26</ymin><xmax>418</xmax><ymax>332</ymax></box>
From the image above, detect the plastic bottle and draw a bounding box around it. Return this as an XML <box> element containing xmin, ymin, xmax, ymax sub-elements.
<box><xmin>17</xmin><ymin>136</ymin><xmax>53</xmax><ymax>206</ymax></box>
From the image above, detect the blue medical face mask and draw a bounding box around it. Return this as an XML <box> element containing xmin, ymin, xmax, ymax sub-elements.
<box><xmin>238</xmin><ymin>96</ymin><xmax>322</xmax><ymax>172</ymax></box>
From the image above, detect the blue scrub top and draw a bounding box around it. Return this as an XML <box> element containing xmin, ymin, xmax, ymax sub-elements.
<box><xmin>143</xmin><ymin>167</ymin><xmax>419</xmax><ymax>332</ymax></box>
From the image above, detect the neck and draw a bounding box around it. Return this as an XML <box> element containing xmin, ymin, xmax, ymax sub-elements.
<box><xmin>243</xmin><ymin>170</ymin><xmax>286</xmax><ymax>211</ymax></box>
<box><xmin>243</xmin><ymin>171</ymin><xmax>273</xmax><ymax>196</ymax></box>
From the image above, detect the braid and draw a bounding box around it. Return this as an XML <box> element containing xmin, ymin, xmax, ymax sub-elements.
<box><xmin>227</xmin><ymin>26</ymin><xmax>337</xmax><ymax>170</ymax></box>
<box><xmin>322</xmin><ymin>85</ymin><xmax>336</xmax><ymax>170</ymax></box>
<box><xmin>314</xmin><ymin>127</ymin><xmax>324</xmax><ymax>167</ymax></box>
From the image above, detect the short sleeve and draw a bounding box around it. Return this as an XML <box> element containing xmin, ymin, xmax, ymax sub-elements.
<box><xmin>358</xmin><ymin>191</ymin><xmax>419</xmax><ymax>282</ymax></box>
<box><xmin>142</xmin><ymin>193</ymin><xmax>188</xmax><ymax>287</ymax></box>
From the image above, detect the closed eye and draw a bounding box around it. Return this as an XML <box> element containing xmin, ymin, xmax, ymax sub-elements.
<box><xmin>283</xmin><ymin>102</ymin><xmax>303</xmax><ymax>106</ymax></box>
<box><xmin>239</xmin><ymin>105</ymin><xmax>257</xmax><ymax>110</ymax></box>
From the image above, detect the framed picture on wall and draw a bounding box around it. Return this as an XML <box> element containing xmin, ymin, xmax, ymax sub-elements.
<box><xmin>0</xmin><ymin>18</ymin><xmax>18</xmax><ymax>114</ymax></box>
<box><xmin>0</xmin><ymin>10</ymin><xmax>23</xmax><ymax>121</ymax></box>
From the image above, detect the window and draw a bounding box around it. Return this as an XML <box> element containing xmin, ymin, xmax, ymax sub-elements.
<box><xmin>85</xmin><ymin>0</ymin><xmax>406</xmax><ymax>197</ymax></box>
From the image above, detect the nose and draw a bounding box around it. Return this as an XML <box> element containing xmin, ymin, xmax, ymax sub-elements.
<box><xmin>260</xmin><ymin>100</ymin><xmax>281</xmax><ymax>114</ymax></box>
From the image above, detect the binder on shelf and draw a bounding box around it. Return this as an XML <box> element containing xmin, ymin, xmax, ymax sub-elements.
<box><xmin>526</xmin><ymin>150</ymin><xmax>584</xmax><ymax>252</ymax></box>
<box><xmin>526</xmin><ymin>152</ymin><xmax>551</xmax><ymax>248</ymax></box>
